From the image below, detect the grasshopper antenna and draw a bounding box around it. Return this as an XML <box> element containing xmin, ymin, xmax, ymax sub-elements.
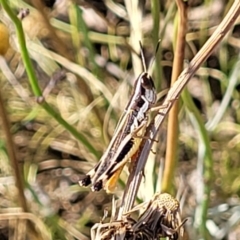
<box><xmin>139</xmin><ymin>41</ymin><xmax>147</xmax><ymax>73</ymax></box>
<box><xmin>149</xmin><ymin>39</ymin><xmax>161</xmax><ymax>75</ymax></box>
<box><xmin>139</xmin><ymin>40</ymin><xmax>161</xmax><ymax>75</ymax></box>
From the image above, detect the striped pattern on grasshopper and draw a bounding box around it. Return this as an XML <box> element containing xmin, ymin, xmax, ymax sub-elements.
<box><xmin>79</xmin><ymin>47</ymin><xmax>157</xmax><ymax>192</ymax></box>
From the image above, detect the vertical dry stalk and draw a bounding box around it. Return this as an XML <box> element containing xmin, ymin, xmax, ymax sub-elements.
<box><xmin>0</xmin><ymin>89</ymin><xmax>28</xmax><ymax>212</ymax></box>
<box><xmin>162</xmin><ymin>0</ymin><xmax>188</xmax><ymax>192</ymax></box>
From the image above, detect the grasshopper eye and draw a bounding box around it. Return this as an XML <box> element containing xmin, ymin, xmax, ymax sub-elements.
<box><xmin>141</xmin><ymin>73</ymin><xmax>155</xmax><ymax>90</ymax></box>
<box><xmin>140</xmin><ymin>75</ymin><xmax>157</xmax><ymax>104</ymax></box>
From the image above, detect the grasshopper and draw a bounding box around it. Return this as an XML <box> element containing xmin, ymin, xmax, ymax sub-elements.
<box><xmin>79</xmin><ymin>44</ymin><xmax>157</xmax><ymax>192</ymax></box>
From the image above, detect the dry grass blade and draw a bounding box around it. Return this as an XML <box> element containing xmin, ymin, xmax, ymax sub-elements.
<box><xmin>0</xmin><ymin>56</ymin><xmax>31</xmax><ymax>104</ymax></box>
<box><xmin>27</xmin><ymin>42</ymin><xmax>113</xmax><ymax>102</ymax></box>
<box><xmin>91</xmin><ymin>217</ymin><xmax>136</xmax><ymax>240</ymax></box>
<box><xmin>58</xmin><ymin>219</ymin><xmax>89</xmax><ymax>240</ymax></box>
<box><xmin>0</xmin><ymin>212</ymin><xmax>51</xmax><ymax>240</ymax></box>
<box><xmin>91</xmin><ymin>200</ymin><xmax>136</xmax><ymax>240</ymax></box>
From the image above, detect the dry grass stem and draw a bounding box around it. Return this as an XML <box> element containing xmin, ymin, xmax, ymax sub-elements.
<box><xmin>162</xmin><ymin>0</ymin><xmax>188</xmax><ymax>193</ymax></box>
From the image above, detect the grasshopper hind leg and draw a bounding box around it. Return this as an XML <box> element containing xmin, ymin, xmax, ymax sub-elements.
<box><xmin>79</xmin><ymin>175</ymin><xmax>92</xmax><ymax>186</ymax></box>
<box><xmin>79</xmin><ymin>159</ymin><xmax>103</xmax><ymax>187</ymax></box>
<box><xmin>91</xmin><ymin>180</ymin><xmax>103</xmax><ymax>191</ymax></box>
<box><xmin>92</xmin><ymin>166</ymin><xmax>124</xmax><ymax>193</ymax></box>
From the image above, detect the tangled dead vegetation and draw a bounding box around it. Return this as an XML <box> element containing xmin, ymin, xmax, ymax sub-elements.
<box><xmin>92</xmin><ymin>193</ymin><xmax>187</xmax><ymax>240</ymax></box>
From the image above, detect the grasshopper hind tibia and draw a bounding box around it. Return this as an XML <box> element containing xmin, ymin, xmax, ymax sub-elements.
<box><xmin>92</xmin><ymin>181</ymin><xmax>103</xmax><ymax>191</ymax></box>
<box><xmin>79</xmin><ymin>175</ymin><xmax>92</xmax><ymax>186</ymax></box>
